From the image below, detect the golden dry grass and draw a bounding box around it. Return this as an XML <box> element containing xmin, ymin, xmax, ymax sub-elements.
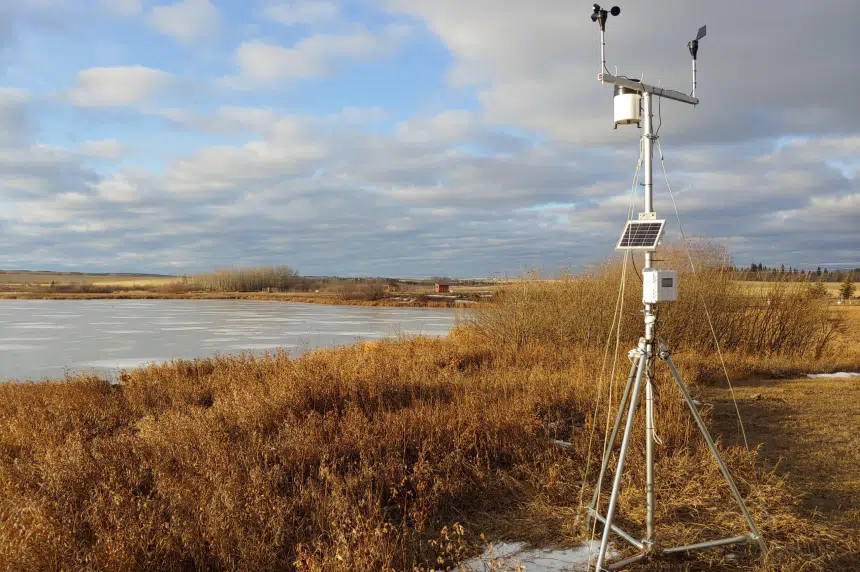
<box><xmin>705</xmin><ymin>376</ymin><xmax>860</xmax><ymax>525</ymax></box>
<box><xmin>0</xmin><ymin>271</ymin><xmax>176</xmax><ymax>288</ymax></box>
<box><xmin>740</xmin><ymin>280</ymin><xmax>844</xmax><ymax>298</ymax></box>
<box><xmin>0</xmin><ymin>254</ymin><xmax>858</xmax><ymax>571</ymax></box>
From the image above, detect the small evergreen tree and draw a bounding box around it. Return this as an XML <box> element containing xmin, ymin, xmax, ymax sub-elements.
<box><xmin>839</xmin><ymin>274</ymin><xmax>855</xmax><ymax>300</ymax></box>
<box><xmin>807</xmin><ymin>281</ymin><xmax>828</xmax><ymax>300</ymax></box>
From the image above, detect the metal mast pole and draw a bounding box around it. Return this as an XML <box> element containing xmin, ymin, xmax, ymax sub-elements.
<box><xmin>641</xmin><ymin>91</ymin><xmax>656</xmax><ymax>550</ymax></box>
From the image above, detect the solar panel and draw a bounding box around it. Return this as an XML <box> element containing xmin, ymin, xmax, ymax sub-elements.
<box><xmin>615</xmin><ymin>220</ymin><xmax>665</xmax><ymax>250</ymax></box>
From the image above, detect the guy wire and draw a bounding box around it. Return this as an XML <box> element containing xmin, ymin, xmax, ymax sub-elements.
<box><xmin>655</xmin><ymin>138</ymin><xmax>749</xmax><ymax>450</ymax></box>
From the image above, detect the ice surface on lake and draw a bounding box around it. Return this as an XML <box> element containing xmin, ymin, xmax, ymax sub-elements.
<box><xmin>0</xmin><ymin>300</ymin><xmax>460</xmax><ymax>382</ymax></box>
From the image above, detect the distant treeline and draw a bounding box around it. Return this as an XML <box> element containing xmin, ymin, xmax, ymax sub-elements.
<box><xmin>733</xmin><ymin>265</ymin><xmax>860</xmax><ymax>283</ymax></box>
<box><xmin>190</xmin><ymin>266</ymin><xmax>303</xmax><ymax>292</ymax></box>
<box><xmin>188</xmin><ymin>267</ymin><xmax>396</xmax><ymax>301</ymax></box>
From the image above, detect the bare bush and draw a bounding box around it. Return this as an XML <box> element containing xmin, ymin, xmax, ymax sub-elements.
<box><xmin>469</xmin><ymin>243</ymin><xmax>843</xmax><ymax>358</ymax></box>
<box><xmin>331</xmin><ymin>280</ymin><xmax>386</xmax><ymax>301</ymax></box>
<box><xmin>191</xmin><ymin>266</ymin><xmax>301</xmax><ymax>292</ymax></box>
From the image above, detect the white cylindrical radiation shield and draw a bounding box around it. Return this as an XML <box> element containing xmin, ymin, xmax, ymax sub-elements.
<box><xmin>614</xmin><ymin>85</ymin><xmax>641</xmax><ymax>125</ymax></box>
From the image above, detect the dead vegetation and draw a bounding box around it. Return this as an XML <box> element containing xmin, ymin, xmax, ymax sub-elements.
<box><xmin>0</xmin><ymin>249</ymin><xmax>858</xmax><ymax>571</ymax></box>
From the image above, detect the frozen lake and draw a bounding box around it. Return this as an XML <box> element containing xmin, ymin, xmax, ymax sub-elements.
<box><xmin>0</xmin><ymin>300</ymin><xmax>460</xmax><ymax>382</ymax></box>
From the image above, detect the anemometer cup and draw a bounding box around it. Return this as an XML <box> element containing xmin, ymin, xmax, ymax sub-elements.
<box><xmin>590</xmin><ymin>4</ymin><xmax>620</xmax><ymax>30</ymax></box>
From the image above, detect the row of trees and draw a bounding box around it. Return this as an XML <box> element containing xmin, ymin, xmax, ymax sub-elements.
<box><xmin>741</xmin><ymin>264</ymin><xmax>860</xmax><ymax>283</ymax></box>
<box><xmin>186</xmin><ymin>267</ymin><xmax>395</xmax><ymax>300</ymax></box>
<box><xmin>190</xmin><ymin>266</ymin><xmax>302</xmax><ymax>292</ymax></box>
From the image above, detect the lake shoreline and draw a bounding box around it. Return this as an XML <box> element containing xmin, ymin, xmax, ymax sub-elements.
<box><xmin>0</xmin><ymin>290</ymin><xmax>472</xmax><ymax>308</ymax></box>
<box><xmin>0</xmin><ymin>299</ymin><xmax>460</xmax><ymax>382</ymax></box>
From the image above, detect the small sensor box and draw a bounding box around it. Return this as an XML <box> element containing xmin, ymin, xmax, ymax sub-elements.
<box><xmin>642</xmin><ymin>269</ymin><xmax>678</xmax><ymax>303</ymax></box>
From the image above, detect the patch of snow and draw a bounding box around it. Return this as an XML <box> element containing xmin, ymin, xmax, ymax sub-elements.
<box><xmin>806</xmin><ymin>372</ymin><xmax>860</xmax><ymax>379</ymax></box>
<box><xmin>458</xmin><ymin>540</ymin><xmax>618</xmax><ymax>572</ymax></box>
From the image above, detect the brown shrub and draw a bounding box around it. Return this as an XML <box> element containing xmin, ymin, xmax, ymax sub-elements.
<box><xmin>330</xmin><ymin>281</ymin><xmax>387</xmax><ymax>301</ymax></box>
<box><xmin>469</xmin><ymin>243</ymin><xmax>843</xmax><ymax>359</ymax></box>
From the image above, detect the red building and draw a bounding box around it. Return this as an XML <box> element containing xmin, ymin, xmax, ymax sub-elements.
<box><xmin>435</xmin><ymin>283</ymin><xmax>450</xmax><ymax>294</ymax></box>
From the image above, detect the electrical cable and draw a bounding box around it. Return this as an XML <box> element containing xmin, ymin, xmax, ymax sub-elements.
<box><xmin>576</xmin><ymin>138</ymin><xmax>643</xmax><ymax>571</ymax></box>
<box><xmin>655</xmin><ymin>138</ymin><xmax>750</xmax><ymax>450</ymax></box>
<box><xmin>577</xmin><ymin>136</ymin><xmax>642</xmax><ymax>507</ymax></box>
<box><xmin>631</xmin><ymin>255</ymin><xmax>643</xmax><ymax>283</ymax></box>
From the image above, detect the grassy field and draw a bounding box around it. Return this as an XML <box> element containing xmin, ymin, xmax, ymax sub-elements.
<box><xmin>1</xmin><ymin>255</ymin><xmax>858</xmax><ymax>571</ymax></box>
<box><xmin>706</xmin><ymin>375</ymin><xmax>860</xmax><ymax>527</ymax></box>
<box><xmin>0</xmin><ymin>271</ymin><xmax>176</xmax><ymax>288</ymax></box>
<box><xmin>0</xmin><ymin>270</ymin><xmax>491</xmax><ymax>307</ymax></box>
<box><xmin>739</xmin><ymin>280</ymin><xmax>845</xmax><ymax>298</ymax></box>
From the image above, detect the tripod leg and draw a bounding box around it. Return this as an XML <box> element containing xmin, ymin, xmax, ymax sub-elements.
<box><xmin>644</xmin><ymin>358</ymin><xmax>655</xmax><ymax>546</ymax></box>
<box><xmin>586</xmin><ymin>353</ymin><xmax>640</xmax><ymax>529</ymax></box>
<box><xmin>662</xmin><ymin>351</ymin><xmax>768</xmax><ymax>557</ymax></box>
<box><xmin>594</xmin><ymin>342</ymin><xmax>649</xmax><ymax>571</ymax></box>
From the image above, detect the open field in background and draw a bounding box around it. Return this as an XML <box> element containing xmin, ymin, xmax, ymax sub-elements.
<box><xmin>739</xmin><ymin>280</ymin><xmax>845</xmax><ymax>298</ymax></box>
<box><xmin>0</xmin><ymin>269</ymin><xmax>499</xmax><ymax>306</ymax></box>
<box><xmin>1</xmin><ymin>250</ymin><xmax>859</xmax><ymax>571</ymax></box>
<box><xmin>0</xmin><ymin>271</ymin><xmax>176</xmax><ymax>288</ymax></box>
<box><xmin>0</xmin><ymin>269</ymin><xmax>854</xmax><ymax>307</ymax></box>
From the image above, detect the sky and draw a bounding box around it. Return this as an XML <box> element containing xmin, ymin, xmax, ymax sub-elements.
<box><xmin>0</xmin><ymin>0</ymin><xmax>858</xmax><ymax>277</ymax></box>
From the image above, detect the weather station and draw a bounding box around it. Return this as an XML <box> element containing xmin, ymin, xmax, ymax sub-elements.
<box><xmin>583</xmin><ymin>5</ymin><xmax>768</xmax><ymax>571</ymax></box>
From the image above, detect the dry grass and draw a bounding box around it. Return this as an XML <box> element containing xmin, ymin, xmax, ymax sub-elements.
<box><xmin>0</xmin><ymin>271</ymin><xmax>176</xmax><ymax>288</ymax></box>
<box><xmin>705</xmin><ymin>376</ymin><xmax>860</xmax><ymax>525</ymax></box>
<box><xmin>1</xmin><ymin>253</ymin><xmax>859</xmax><ymax>571</ymax></box>
<box><xmin>470</xmin><ymin>248</ymin><xmax>844</xmax><ymax>360</ymax></box>
<box><xmin>740</xmin><ymin>280</ymin><xmax>847</xmax><ymax>301</ymax></box>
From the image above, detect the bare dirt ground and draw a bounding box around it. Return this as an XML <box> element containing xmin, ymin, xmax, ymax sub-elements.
<box><xmin>704</xmin><ymin>376</ymin><xmax>860</xmax><ymax>529</ymax></box>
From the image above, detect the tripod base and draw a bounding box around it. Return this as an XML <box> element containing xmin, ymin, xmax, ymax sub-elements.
<box><xmin>585</xmin><ymin>507</ymin><xmax>756</xmax><ymax>570</ymax></box>
<box><xmin>587</xmin><ymin>340</ymin><xmax>767</xmax><ymax>571</ymax></box>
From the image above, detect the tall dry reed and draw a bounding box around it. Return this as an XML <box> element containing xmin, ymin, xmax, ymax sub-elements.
<box><xmin>470</xmin><ymin>244</ymin><xmax>843</xmax><ymax>359</ymax></box>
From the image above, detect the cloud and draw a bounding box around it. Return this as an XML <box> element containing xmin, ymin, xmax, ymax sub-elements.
<box><xmin>1</xmin><ymin>124</ymin><xmax>857</xmax><ymax>275</ymax></box>
<box><xmin>264</xmin><ymin>1</ymin><xmax>340</xmax><ymax>27</ymax></box>
<box><xmin>0</xmin><ymin>2</ymin><xmax>858</xmax><ymax>276</ymax></box>
<box><xmin>225</xmin><ymin>24</ymin><xmax>411</xmax><ymax>85</ymax></box>
<box><xmin>101</xmin><ymin>0</ymin><xmax>141</xmax><ymax>17</ymax></box>
<box><xmin>0</xmin><ymin>88</ymin><xmax>32</xmax><ymax>145</ymax></box>
<box><xmin>91</xmin><ymin>173</ymin><xmax>139</xmax><ymax>203</ymax></box>
<box><xmin>78</xmin><ymin>139</ymin><xmax>126</xmax><ymax>158</ymax></box>
<box><xmin>65</xmin><ymin>66</ymin><xmax>173</xmax><ymax>107</ymax></box>
<box><xmin>0</xmin><ymin>88</ymin><xmax>29</xmax><ymax>105</ymax></box>
<box><xmin>385</xmin><ymin>0</ymin><xmax>860</xmax><ymax>146</ymax></box>
<box><xmin>150</xmin><ymin>0</ymin><xmax>219</xmax><ymax>43</ymax></box>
